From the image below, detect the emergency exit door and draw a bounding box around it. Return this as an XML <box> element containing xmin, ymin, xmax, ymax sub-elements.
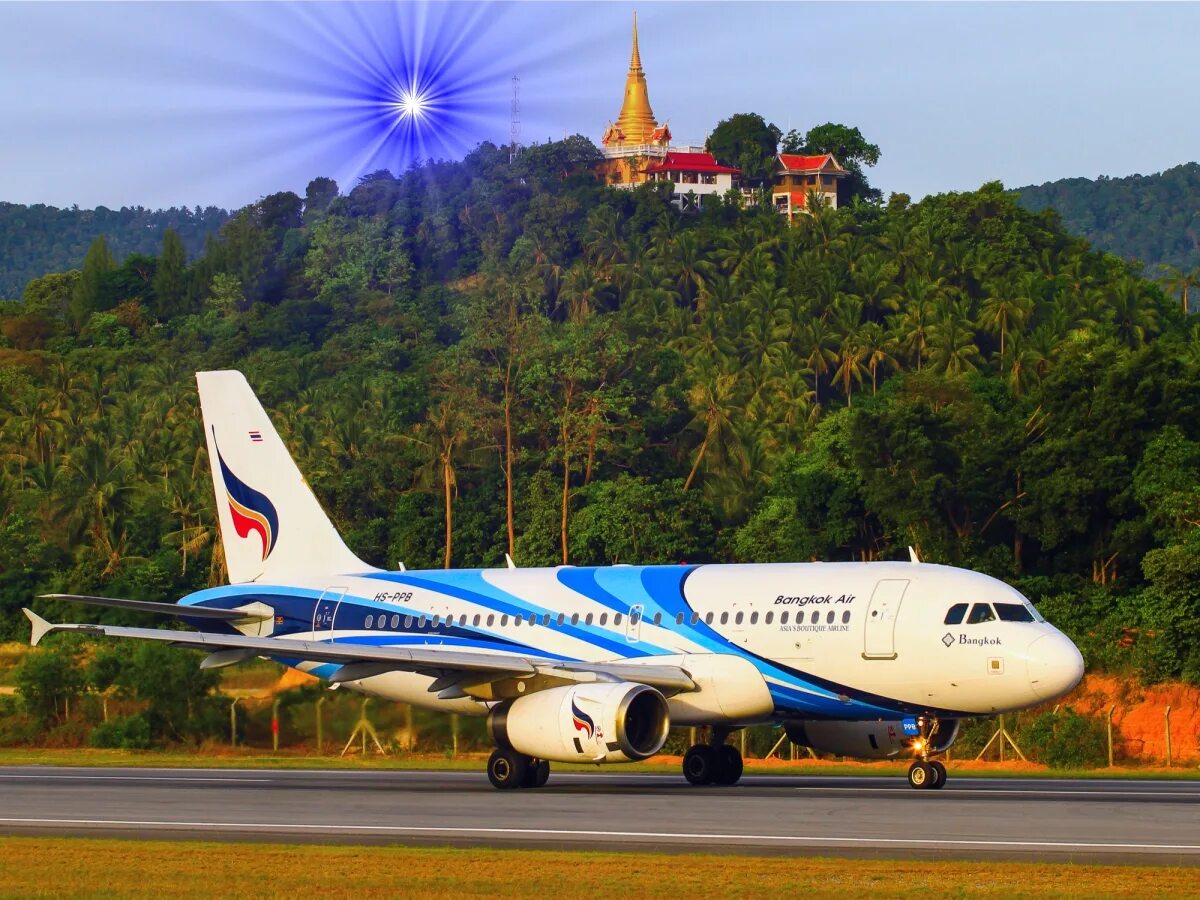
<box><xmin>863</xmin><ymin>579</ymin><xmax>909</xmax><ymax>659</ymax></box>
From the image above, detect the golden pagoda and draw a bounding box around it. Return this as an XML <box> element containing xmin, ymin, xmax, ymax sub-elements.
<box><xmin>597</xmin><ymin>12</ymin><xmax>671</xmax><ymax>186</ymax></box>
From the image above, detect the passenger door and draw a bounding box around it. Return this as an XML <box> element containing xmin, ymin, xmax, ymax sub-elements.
<box><xmin>863</xmin><ymin>579</ymin><xmax>909</xmax><ymax>660</ymax></box>
<box><xmin>625</xmin><ymin>604</ymin><xmax>643</xmax><ymax>644</ymax></box>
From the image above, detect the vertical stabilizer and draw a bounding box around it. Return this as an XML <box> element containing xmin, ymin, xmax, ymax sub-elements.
<box><xmin>196</xmin><ymin>370</ymin><xmax>374</xmax><ymax>583</ymax></box>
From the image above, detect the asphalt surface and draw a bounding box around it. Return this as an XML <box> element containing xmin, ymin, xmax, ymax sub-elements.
<box><xmin>1</xmin><ymin>766</ymin><xmax>1199</xmax><ymax>864</ymax></box>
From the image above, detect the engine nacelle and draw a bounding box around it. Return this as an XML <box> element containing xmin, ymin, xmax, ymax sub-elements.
<box><xmin>785</xmin><ymin>718</ymin><xmax>960</xmax><ymax>760</ymax></box>
<box><xmin>488</xmin><ymin>682</ymin><xmax>670</xmax><ymax>764</ymax></box>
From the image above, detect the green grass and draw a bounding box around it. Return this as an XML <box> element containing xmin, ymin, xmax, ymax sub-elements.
<box><xmin>0</xmin><ymin>837</ymin><xmax>1193</xmax><ymax>897</ymax></box>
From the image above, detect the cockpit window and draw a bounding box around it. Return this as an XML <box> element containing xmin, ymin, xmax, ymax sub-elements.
<box><xmin>995</xmin><ymin>602</ymin><xmax>1035</xmax><ymax>623</ymax></box>
<box><xmin>966</xmin><ymin>603</ymin><xmax>996</xmax><ymax>624</ymax></box>
<box><xmin>944</xmin><ymin>603</ymin><xmax>968</xmax><ymax>625</ymax></box>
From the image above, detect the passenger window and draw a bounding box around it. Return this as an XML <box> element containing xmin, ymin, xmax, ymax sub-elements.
<box><xmin>614</xmin><ymin>613</ymin><xmax>623</xmax><ymax>626</ymax></box>
<box><xmin>842</xmin><ymin>611</ymin><xmax>850</xmax><ymax>624</ymax></box>
<box><xmin>391</xmin><ymin>614</ymin><xmax>400</xmax><ymax>628</ymax></box>
<box><xmin>571</xmin><ymin>613</ymin><xmax>580</xmax><ymax>626</ymax></box>
<box><xmin>944</xmin><ymin>603</ymin><xmax>968</xmax><ymax>626</ymax></box>
<box><xmin>720</xmin><ymin>612</ymin><xmax>729</xmax><ymax>625</ymax></box>
<box><xmin>750</xmin><ymin>612</ymin><xmax>758</xmax><ymax>624</ymax></box>
<box><xmin>379</xmin><ymin>616</ymin><xmax>387</xmax><ymax>629</ymax></box>
<box><xmin>542</xmin><ymin>613</ymin><xmax>551</xmax><ymax>626</ymax></box>
<box><xmin>514</xmin><ymin>615</ymin><xmax>521</xmax><ymax>627</ymax></box>
<box><xmin>676</xmin><ymin>612</ymin><xmax>684</xmax><ymax>625</ymax></box>
<box><xmin>600</xmin><ymin>613</ymin><xmax>608</xmax><ymax>626</ymax></box>
<box><xmin>486</xmin><ymin>614</ymin><xmax>495</xmax><ymax>627</ymax></box>
<box><xmin>585</xmin><ymin>613</ymin><xmax>594</xmax><ymax>626</ymax></box>
<box><xmin>365</xmin><ymin>614</ymin><xmax>373</xmax><ymax>628</ymax></box>
<box><xmin>781</xmin><ymin>612</ymin><xmax>789</xmax><ymax>625</ymax></box>
<box><xmin>630</xmin><ymin>611</ymin><xmax>641</xmax><ymax>626</ymax></box>
<box><xmin>653</xmin><ymin>612</ymin><xmax>662</xmax><ymax>626</ymax></box>
<box><xmin>734</xmin><ymin>612</ymin><xmax>743</xmax><ymax>625</ymax></box>
<box><xmin>826</xmin><ymin>611</ymin><xmax>834</xmax><ymax>624</ymax></box>
<box><xmin>472</xmin><ymin>614</ymin><xmax>480</xmax><ymax>627</ymax></box>
<box><xmin>995</xmin><ymin>603</ymin><xmax>1035</xmax><ymax>623</ymax></box>
<box><xmin>967</xmin><ymin>603</ymin><xmax>996</xmax><ymax>624</ymax></box>
<box><xmin>404</xmin><ymin>615</ymin><xmax>413</xmax><ymax>628</ymax></box>
<box><xmin>705</xmin><ymin>612</ymin><xmax>714</xmax><ymax>624</ymax></box>
<box><xmin>691</xmin><ymin>612</ymin><xmax>700</xmax><ymax>625</ymax></box>
<box><xmin>557</xmin><ymin>614</ymin><xmax>565</xmax><ymax>627</ymax></box>
<box><xmin>765</xmin><ymin>612</ymin><xmax>773</xmax><ymax>624</ymax></box>
<box><xmin>500</xmin><ymin>614</ymin><xmax>509</xmax><ymax>626</ymax></box>
<box><xmin>810</xmin><ymin>611</ymin><xmax>819</xmax><ymax>624</ymax></box>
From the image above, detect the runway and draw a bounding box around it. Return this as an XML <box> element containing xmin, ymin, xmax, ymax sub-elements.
<box><xmin>1</xmin><ymin>766</ymin><xmax>1199</xmax><ymax>864</ymax></box>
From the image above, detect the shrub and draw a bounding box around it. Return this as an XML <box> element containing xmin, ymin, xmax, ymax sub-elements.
<box><xmin>1022</xmin><ymin>708</ymin><xmax>1109</xmax><ymax>768</ymax></box>
<box><xmin>88</xmin><ymin>714</ymin><xmax>153</xmax><ymax>750</ymax></box>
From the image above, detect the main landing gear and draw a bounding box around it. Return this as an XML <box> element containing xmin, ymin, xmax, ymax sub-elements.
<box><xmin>487</xmin><ymin>748</ymin><xmax>551</xmax><ymax>790</ymax></box>
<box><xmin>682</xmin><ymin>727</ymin><xmax>743</xmax><ymax>786</ymax></box>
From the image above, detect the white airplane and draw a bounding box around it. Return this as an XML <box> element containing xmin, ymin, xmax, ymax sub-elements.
<box><xmin>25</xmin><ymin>370</ymin><xmax>1084</xmax><ymax>790</ymax></box>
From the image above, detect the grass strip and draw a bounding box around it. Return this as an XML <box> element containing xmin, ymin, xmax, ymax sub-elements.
<box><xmin>0</xmin><ymin>836</ymin><xmax>1194</xmax><ymax>898</ymax></box>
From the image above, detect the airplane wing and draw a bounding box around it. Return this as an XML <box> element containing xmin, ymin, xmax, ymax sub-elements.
<box><xmin>40</xmin><ymin>593</ymin><xmax>272</xmax><ymax>622</ymax></box>
<box><xmin>21</xmin><ymin>609</ymin><xmax>696</xmax><ymax>697</ymax></box>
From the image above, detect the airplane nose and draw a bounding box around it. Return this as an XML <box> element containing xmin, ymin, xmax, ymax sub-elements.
<box><xmin>1027</xmin><ymin>632</ymin><xmax>1085</xmax><ymax>702</ymax></box>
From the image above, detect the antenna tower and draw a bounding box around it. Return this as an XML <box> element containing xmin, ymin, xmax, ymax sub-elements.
<box><xmin>510</xmin><ymin>74</ymin><xmax>521</xmax><ymax>163</ymax></box>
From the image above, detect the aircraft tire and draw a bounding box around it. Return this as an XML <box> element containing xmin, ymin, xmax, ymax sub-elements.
<box><xmin>682</xmin><ymin>744</ymin><xmax>716</xmax><ymax>785</ymax></box>
<box><xmin>488</xmin><ymin>748</ymin><xmax>530</xmax><ymax>790</ymax></box>
<box><xmin>907</xmin><ymin>761</ymin><xmax>934</xmax><ymax>790</ymax></box>
<box><xmin>928</xmin><ymin>760</ymin><xmax>947</xmax><ymax>789</ymax></box>
<box><xmin>712</xmin><ymin>744</ymin><xmax>744</xmax><ymax>786</ymax></box>
<box><xmin>523</xmin><ymin>758</ymin><xmax>550</xmax><ymax>789</ymax></box>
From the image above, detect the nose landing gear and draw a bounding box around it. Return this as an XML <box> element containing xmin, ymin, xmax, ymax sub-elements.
<box><xmin>682</xmin><ymin>727</ymin><xmax>744</xmax><ymax>786</ymax></box>
<box><xmin>907</xmin><ymin>717</ymin><xmax>948</xmax><ymax>790</ymax></box>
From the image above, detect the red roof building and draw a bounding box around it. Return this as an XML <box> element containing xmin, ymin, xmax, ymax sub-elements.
<box><xmin>642</xmin><ymin>151</ymin><xmax>742</xmax><ymax>212</ymax></box>
<box><xmin>772</xmin><ymin>153</ymin><xmax>848</xmax><ymax>218</ymax></box>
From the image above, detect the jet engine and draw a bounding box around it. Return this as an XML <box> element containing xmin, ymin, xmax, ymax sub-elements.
<box><xmin>785</xmin><ymin>718</ymin><xmax>960</xmax><ymax>760</ymax></box>
<box><xmin>488</xmin><ymin>682</ymin><xmax>670</xmax><ymax>764</ymax></box>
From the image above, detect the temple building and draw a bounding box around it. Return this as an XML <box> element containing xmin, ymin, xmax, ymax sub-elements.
<box><xmin>595</xmin><ymin>14</ymin><xmax>741</xmax><ymax>210</ymax></box>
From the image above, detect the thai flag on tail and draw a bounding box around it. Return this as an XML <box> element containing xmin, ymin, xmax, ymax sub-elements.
<box><xmin>248</xmin><ymin>431</ymin><xmax>263</xmax><ymax>442</ymax></box>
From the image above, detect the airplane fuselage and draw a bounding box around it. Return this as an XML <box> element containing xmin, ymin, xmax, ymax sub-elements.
<box><xmin>180</xmin><ymin>560</ymin><xmax>1083</xmax><ymax>724</ymax></box>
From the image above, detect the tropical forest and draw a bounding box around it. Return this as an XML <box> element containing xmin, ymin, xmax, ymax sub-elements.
<box><xmin>2</xmin><ymin>128</ymin><xmax>1200</xmax><ymax>755</ymax></box>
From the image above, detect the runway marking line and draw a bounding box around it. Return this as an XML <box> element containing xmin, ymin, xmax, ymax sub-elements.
<box><xmin>0</xmin><ymin>775</ymin><xmax>272</xmax><ymax>783</ymax></box>
<box><xmin>1</xmin><ymin>817</ymin><xmax>1197</xmax><ymax>853</ymax></box>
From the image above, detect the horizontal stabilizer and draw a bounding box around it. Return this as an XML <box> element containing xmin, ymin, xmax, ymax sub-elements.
<box><xmin>40</xmin><ymin>594</ymin><xmax>272</xmax><ymax>622</ymax></box>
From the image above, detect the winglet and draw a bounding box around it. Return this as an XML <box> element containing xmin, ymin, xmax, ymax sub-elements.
<box><xmin>908</xmin><ymin>546</ymin><xmax>921</xmax><ymax>564</ymax></box>
<box><xmin>505</xmin><ymin>553</ymin><xmax>517</xmax><ymax>570</ymax></box>
<box><xmin>22</xmin><ymin>608</ymin><xmax>54</xmax><ymax>647</ymax></box>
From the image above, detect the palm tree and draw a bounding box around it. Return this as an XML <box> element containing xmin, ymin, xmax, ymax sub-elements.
<box><xmin>1158</xmin><ymin>264</ymin><xmax>1200</xmax><ymax>315</ymax></box>
<box><xmin>799</xmin><ymin>318</ymin><xmax>838</xmax><ymax>405</ymax></box>
<box><xmin>1105</xmin><ymin>276</ymin><xmax>1159</xmax><ymax>349</ymax></box>
<box><xmin>858</xmin><ymin>321</ymin><xmax>898</xmax><ymax>395</ymax></box>
<box><xmin>681</xmin><ymin>365</ymin><xmax>745</xmax><ymax>492</ymax></box>
<box><xmin>928</xmin><ymin>297</ymin><xmax>983</xmax><ymax>375</ymax></box>
<box><xmin>979</xmin><ymin>284</ymin><xmax>1033</xmax><ymax>362</ymax></box>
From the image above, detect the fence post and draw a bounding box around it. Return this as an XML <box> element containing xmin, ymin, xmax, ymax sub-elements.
<box><xmin>451</xmin><ymin>714</ymin><xmax>459</xmax><ymax>759</ymax></box>
<box><xmin>271</xmin><ymin>698</ymin><xmax>281</xmax><ymax>753</ymax></box>
<box><xmin>1165</xmin><ymin>706</ymin><xmax>1172</xmax><ymax>768</ymax></box>
<box><xmin>229</xmin><ymin>697</ymin><xmax>239</xmax><ymax>747</ymax></box>
<box><xmin>315</xmin><ymin>696</ymin><xmax>326</xmax><ymax>754</ymax></box>
<box><xmin>998</xmin><ymin>715</ymin><xmax>1004</xmax><ymax>763</ymax></box>
<box><xmin>1107</xmin><ymin>705</ymin><xmax>1115</xmax><ymax>768</ymax></box>
<box><xmin>740</xmin><ymin>728</ymin><xmax>747</xmax><ymax>759</ymax></box>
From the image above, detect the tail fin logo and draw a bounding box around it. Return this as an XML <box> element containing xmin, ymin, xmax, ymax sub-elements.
<box><xmin>212</xmin><ymin>429</ymin><xmax>279</xmax><ymax>562</ymax></box>
<box><xmin>570</xmin><ymin>699</ymin><xmax>595</xmax><ymax>739</ymax></box>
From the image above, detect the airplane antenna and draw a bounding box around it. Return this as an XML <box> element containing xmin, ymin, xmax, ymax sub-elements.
<box><xmin>397</xmin><ymin>562</ymin><xmax>407</xmax><ymax>572</ymax></box>
<box><xmin>505</xmin><ymin>553</ymin><xmax>517</xmax><ymax>570</ymax></box>
<box><xmin>908</xmin><ymin>546</ymin><xmax>921</xmax><ymax>564</ymax></box>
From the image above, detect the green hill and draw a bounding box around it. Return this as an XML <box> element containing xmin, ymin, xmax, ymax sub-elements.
<box><xmin>1014</xmin><ymin>162</ymin><xmax>1200</xmax><ymax>275</ymax></box>
<box><xmin>0</xmin><ymin>143</ymin><xmax>1198</xmax><ymax>686</ymax></box>
<box><xmin>0</xmin><ymin>202</ymin><xmax>229</xmax><ymax>300</ymax></box>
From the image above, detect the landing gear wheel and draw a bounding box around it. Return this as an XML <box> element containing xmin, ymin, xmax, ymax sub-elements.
<box><xmin>682</xmin><ymin>744</ymin><xmax>716</xmax><ymax>785</ymax></box>
<box><xmin>488</xmin><ymin>748</ymin><xmax>530</xmax><ymax>790</ymax></box>
<box><xmin>713</xmin><ymin>744</ymin><xmax>744</xmax><ymax>786</ymax></box>
<box><xmin>907</xmin><ymin>761</ymin><xmax>934</xmax><ymax>790</ymax></box>
<box><xmin>522</xmin><ymin>758</ymin><xmax>550</xmax><ymax>789</ymax></box>
<box><xmin>928</xmin><ymin>760</ymin><xmax>947</xmax><ymax>790</ymax></box>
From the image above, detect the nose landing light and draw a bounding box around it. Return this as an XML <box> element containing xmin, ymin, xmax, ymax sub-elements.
<box><xmin>1027</xmin><ymin>632</ymin><xmax>1085</xmax><ymax>702</ymax></box>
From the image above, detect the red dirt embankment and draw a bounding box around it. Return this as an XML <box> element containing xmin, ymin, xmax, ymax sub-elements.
<box><xmin>1063</xmin><ymin>674</ymin><xmax>1200</xmax><ymax>763</ymax></box>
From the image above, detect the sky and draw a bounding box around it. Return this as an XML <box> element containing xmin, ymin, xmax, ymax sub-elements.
<box><xmin>0</xmin><ymin>1</ymin><xmax>1197</xmax><ymax>212</ymax></box>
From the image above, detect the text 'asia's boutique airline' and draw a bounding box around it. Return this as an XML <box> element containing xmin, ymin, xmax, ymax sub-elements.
<box><xmin>26</xmin><ymin>371</ymin><xmax>1084</xmax><ymax>790</ymax></box>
